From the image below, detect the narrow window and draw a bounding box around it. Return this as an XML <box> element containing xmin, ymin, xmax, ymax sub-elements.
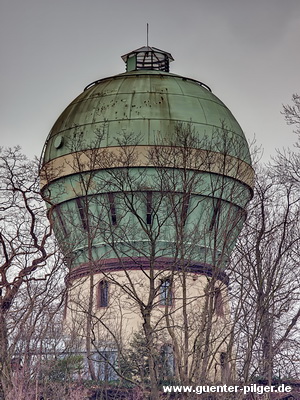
<box><xmin>214</xmin><ymin>288</ymin><xmax>224</xmax><ymax>317</ymax></box>
<box><xmin>220</xmin><ymin>352</ymin><xmax>230</xmax><ymax>382</ymax></box>
<box><xmin>181</xmin><ymin>193</ymin><xmax>190</xmax><ymax>225</ymax></box>
<box><xmin>220</xmin><ymin>352</ymin><xmax>227</xmax><ymax>367</ymax></box>
<box><xmin>99</xmin><ymin>280</ymin><xmax>109</xmax><ymax>307</ymax></box>
<box><xmin>160</xmin><ymin>344</ymin><xmax>175</xmax><ymax>378</ymax></box>
<box><xmin>209</xmin><ymin>198</ymin><xmax>221</xmax><ymax>231</ymax></box>
<box><xmin>160</xmin><ymin>278</ymin><xmax>172</xmax><ymax>306</ymax></box>
<box><xmin>146</xmin><ymin>191</ymin><xmax>152</xmax><ymax>225</ymax></box>
<box><xmin>63</xmin><ymin>291</ymin><xmax>68</xmax><ymax>320</ymax></box>
<box><xmin>54</xmin><ymin>205</ymin><xmax>68</xmax><ymax>236</ymax></box>
<box><xmin>108</xmin><ymin>193</ymin><xmax>117</xmax><ymax>225</ymax></box>
<box><xmin>76</xmin><ymin>198</ymin><xmax>88</xmax><ymax>230</ymax></box>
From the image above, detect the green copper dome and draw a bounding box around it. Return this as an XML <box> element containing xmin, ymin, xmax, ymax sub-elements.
<box><xmin>42</xmin><ymin>70</ymin><xmax>251</xmax><ymax>166</ymax></box>
<box><xmin>40</xmin><ymin>47</ymin><xmax>254</xmax><ymax>273</ymax></box>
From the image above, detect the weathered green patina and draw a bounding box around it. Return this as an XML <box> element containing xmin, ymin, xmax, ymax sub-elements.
<box><xmin>42</xmin><ymin>70</ymin><xmax>251</xmax><ymax>165</ymax></box>
<box><xmin>40</xmin><ymin>47</ymin><xmax>253</xmax><ymax>272</ymax></box>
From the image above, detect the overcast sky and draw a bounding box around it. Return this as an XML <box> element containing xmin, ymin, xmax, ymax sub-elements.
<box><xmin>1</xmin><ymin>0</ymin><xmax>300</xmax><ymax>162</ymax></box>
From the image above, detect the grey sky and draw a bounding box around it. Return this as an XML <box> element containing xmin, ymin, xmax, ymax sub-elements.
<box><xmin>1</xmin><ymin>0</ymin><xmax>300</xmax><ymax>161</ymax></box>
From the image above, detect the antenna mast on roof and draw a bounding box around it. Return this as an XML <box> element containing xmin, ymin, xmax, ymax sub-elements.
<box><xmin>147</xmin><ymin>23</ymin><xmax>149</xmax><ymax>47</ymax></box>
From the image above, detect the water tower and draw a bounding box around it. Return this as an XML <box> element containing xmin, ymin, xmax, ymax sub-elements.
<box><xmin>40</xmin><ymin>45</ymin><xmax>254</xmax><ymax>382</ymax></box>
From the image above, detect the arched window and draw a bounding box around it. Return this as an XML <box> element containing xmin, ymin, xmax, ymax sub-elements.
<box><xmin>98</xmin><ymin>280</ymin><xmax>109</xmax><ymax>307</ymax></box>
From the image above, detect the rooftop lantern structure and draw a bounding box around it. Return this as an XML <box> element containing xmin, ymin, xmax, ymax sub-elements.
<box><xmin>121</xmin><ymin>46</ymin><xmax>174</xmax><ymax>72</ymax></box>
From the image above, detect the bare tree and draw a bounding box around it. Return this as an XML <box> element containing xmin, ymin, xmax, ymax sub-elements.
<box><xmin>282</xmin><ymin>94</ymin><xmax>300</xmax><ymax>144</ymax></box>
<box><xmin>273</xmin><ymin>94</ymin><xmax>300</xmax><ymax>185</ymax></box>
<box><xmin>229</xmin><ymin>165</ymin><xmax>300</xmax><ymax>384</ymax></box>
<box><xmin>0</xmin><ymin>147</ymin><xmax>63</xmax><ymax>398</ymax></box>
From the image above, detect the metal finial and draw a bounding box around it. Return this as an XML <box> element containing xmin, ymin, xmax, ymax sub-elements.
<box><xmin>147</xmin><ymin>23</ymin><xmax>149</xmax><ymax>47</ymax></box>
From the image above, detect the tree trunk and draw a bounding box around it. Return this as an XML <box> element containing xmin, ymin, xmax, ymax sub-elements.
<box><xmin>261</xmin><ymin>311</ymin><xmax>273</xmax><ymax>385</ymax></box>
<box><xmin>0</xmin><ymin>310</ymin><xmax>12</xmax><ymax>399</ymax></box>
<box><xmin>86</xmin><ymin>274</ymin><xmax>97</xmax><ymax>381</ymax></box>
<box><xmin>143</xmin><ymin>311</ymin><xmax>159</xmax><ymax>400</ymax></box>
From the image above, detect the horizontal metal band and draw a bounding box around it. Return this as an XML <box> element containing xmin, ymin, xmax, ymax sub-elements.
<box><xmin>66</xmin><ymin>256</ymin><xmax>229</xmax><ymax>285</ymax></box>
<box><xmin>40</xmin><ymin>145</ymin><xmax>254</xmax><ymax>190</ymax></box>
